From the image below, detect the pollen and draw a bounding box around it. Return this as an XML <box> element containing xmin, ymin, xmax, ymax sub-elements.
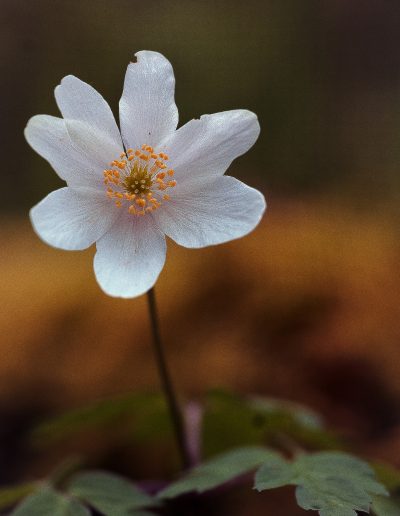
<box><xmin>103</xmin><ymin>145</ymin><xmax>176</xmax><ymax>216</ymax></box>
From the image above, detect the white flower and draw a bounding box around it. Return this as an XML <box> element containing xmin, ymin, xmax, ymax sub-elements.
<box><xmin>26</xmin><ymin>51</ymin><xmax>266</xmax><ymax>298</ymax></box>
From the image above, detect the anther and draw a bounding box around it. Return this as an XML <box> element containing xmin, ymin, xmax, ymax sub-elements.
<box><xmin>105</xmin><ymin>144</ymin><xmax>177</xmax><ymax>216</ymax></box>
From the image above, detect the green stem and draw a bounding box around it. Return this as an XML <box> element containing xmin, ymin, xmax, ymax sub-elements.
<box><xmin>146</xmin><ymin>287</ymin><xmax>191</xmax><ymax>469</ymax></box>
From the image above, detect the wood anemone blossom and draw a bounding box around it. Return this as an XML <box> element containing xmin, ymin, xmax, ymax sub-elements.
<box><xmin>26</xmin><ymin>50</ymin><xmax>266</xmax><ymax>298</ymax></box>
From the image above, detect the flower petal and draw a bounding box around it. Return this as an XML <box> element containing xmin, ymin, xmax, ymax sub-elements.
<box><xmin>119</xmin><ymin>51</ymin><xmax>178</xmax><ymax>150</ymax></box>
<box><xmin>24</xmin><ymin>115</ymin><xmax>100</xmax><ymax>188</ymax></box>
<box><xmin>162</xmin><ymin>110</ymin><xmax>260</xmax><ymax>193</ymax></box>
<box><xmin>94</xmin><ymin>213</ymin><xmax>167</xmax><ymax>298</ymax></box>
<box><xmin>55</xmin><ymin>75</ymin><xmax>123</xmax><ymax>160</ymax></box>
<box><xmin>64</xmin><ymin>119</ymin><xmax>123</xmax><ymax>171</ymax></box>
<box><xmin>30</xmin><ymin>187</ymin><xmax>118</xmax><ymax>250</ymax></box>
<box><xmin>153</xmin><ymin>175</ymin><xmax>266</xmax><ymax>248</ymax></box>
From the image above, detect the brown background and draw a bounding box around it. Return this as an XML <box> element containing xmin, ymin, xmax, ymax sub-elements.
<box><xmin>1</xmin><ymin>1</ymin><xmax>400</xmax><ymax>514</ymax></box>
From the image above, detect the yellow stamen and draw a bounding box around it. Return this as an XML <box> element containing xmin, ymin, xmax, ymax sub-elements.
<box><xmin>136</xmin><ymin>198</ymin><xmax>146</xmax><ymax>207</ymax></box>
<box><xmin>104</xmin><ymin>143</ymin><xmax>177</xmax><ymax>216</ymax></box>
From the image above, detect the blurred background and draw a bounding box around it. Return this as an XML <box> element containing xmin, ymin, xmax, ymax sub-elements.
<box><xmin>1</xmin><ymin>0</ymin><xmax>400</xmax><ymax>514</ymax></box>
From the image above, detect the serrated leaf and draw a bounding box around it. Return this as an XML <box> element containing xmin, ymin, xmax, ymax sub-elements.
<box><xmin>11</xmin><ymin>487</ymin><xmax>89</xmax><ymax>516</ymax></box>
<box><xmin>295</xmin><ymin>452</ymin><xmax>388</xmax><ymax>497</ymax></box>
<box><xmin>159</xmin><ymin>446</ymin><xmax>281</xmax><ymax>499</ymax></box>
<box><xmin>67</xmin><ymin>471</ymin><xmax>157</xmax><ymax>515</ymax></box>
<box><xmin>372</xmin><ymin>495</ymin><xmax>400</xmax><ymax>516</ymax></box>
<box><xmin>254</xmin><ymin>456</ymin><xmax>294</xmax><ymax>489</ymax></box>
<box><xmin>295</xmin><ymin>478</ymin><xmax>370</xmax><ymax>514</ymax></box>
<box><xmin>255</xmin><ymin>451</ymin><xmax>388</xmax><ymax>516</ymax></box>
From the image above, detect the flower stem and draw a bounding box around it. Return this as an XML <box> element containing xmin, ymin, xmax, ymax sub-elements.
<box><xmin>146</xmin><ymin>287</ymin><xmax>191</xmax><ymax>469</ymax></box>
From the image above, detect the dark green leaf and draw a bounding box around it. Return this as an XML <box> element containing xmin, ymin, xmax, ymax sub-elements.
<box><xmin>253</xmin><ymin>455</ymin><xmax>294</xmax><ymax>489</ymax></box>
<box><xmin>372</xmin><ymin>495</ymin><xmax>400</xmax><ymax>516</ymax></box>
<box><xmin>159</xmin><ymin>446</ymin><xmax>281</xmax><ymax>499</ymax></box>
<box><xmin>11</xmin><ymin>487</ymin><xmax>89</xmax><ymax>516</ymax></box>
<box><xmin>67</xmin><ymin>471</ymin><xmax>157</xmax><ymax>515</ymax></box>
<box><xmin>255</xmin><ymin>451</ymin><xmax>388</xmax><ymax>515</ymax></box>
<box><xmin>295</xmin><ymin>478</ymin><xmax>370</xmax><ymax>514</ymax></box>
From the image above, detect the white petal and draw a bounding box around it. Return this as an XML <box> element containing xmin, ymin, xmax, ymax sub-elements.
<box><xmin>64</xmin><ymin>119</ymin><xmax>123</xmax><ymax>171</ymax></box>
<box><xmin>162</xmin><ymin>110</ymin><xmax>260</xmax><ymax>193</ymax></box>
<box><xmin>119</xmin><ymin>51</ymin><xmax>178</xmax><ymax>150</ymax></box>
<box><xmin>25</xmin><ymin>115</ymin><xmax>100</xmax><ymax>188</ymax></box>
<box><xmin>55</xmin><ymin>75</ymin><xmax>123</xmax><ymax>161</ymax></box>
<box><xmin>153</xmin><ymin>175</ymin><xmax>266</xmax><ymax>248</ymax></box>
<box><xmin>94</xmin><ymin>213</ymin><xmax>167</xmax><ymax>298</ymax></box>
<box><xmin>30</xmin><ymin>187</ymin><xmax>118</xmax><ymax>250</ymax></box>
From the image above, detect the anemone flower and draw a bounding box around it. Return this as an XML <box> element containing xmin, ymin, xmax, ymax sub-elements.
<box><xmin>26</xmin><ymin>51</ymin><xmax>266</xmax><ymax>298</ymax></box>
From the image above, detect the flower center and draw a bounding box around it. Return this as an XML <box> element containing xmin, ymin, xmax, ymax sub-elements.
<box><xmin>103</xmin><ymin>145</ymin><xmax>176</xmax><ymax>216</ymax></box>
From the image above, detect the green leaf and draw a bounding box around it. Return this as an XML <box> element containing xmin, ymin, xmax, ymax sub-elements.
<box><xmin>202</xmin><ymin>390</ymin><xmax>339</xmax><ymax>458</ymax></box>
<box><xmin>372</xmin><ymin>495</ymin><xmax>400</xmax><ymax>516</ymax></box>
<box><xmin>0</xmin><ymin>482</ymin><xmax>38</xmax><ymax>510</ymax></box>
<box><xmin>159</xmin><ymin>446</ymin><xmax>281</xmax><ymax>499</ymax></box>
<box><xmin>11</xmin><ymin>487</ymin><xmax>89</xmax><ymax>516</ymax></box>
<box><xmin>67</xmin><ymin>471</ymin><xmax>157</xmax><ymax>515</ymax></box>
<box><xmin>255</xmin><ymin>451</ymin><xmax>388</xmax><ymax>515</ymax></box>
<box><xmin>295</xmin><ymin>478</ymin><xmax>370</xmax><ymax>514</ymax></box>
<box><xmin>252</xmin><ymin>454</ymin><xmax>294</xmax><ymax>489</ymax></box>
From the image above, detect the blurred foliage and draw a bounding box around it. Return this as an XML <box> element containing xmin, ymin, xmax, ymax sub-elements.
<box><xmin>31</xmin><ymin>389</ymin><xmax>340</xmax><ymax>460</ymax></box>
<box><xmin>3</xmin><ymin>388</ymin><xmax>400</xmax><ymax>515</ymax></box>
<box><xmin>11</xmin><ymin>487</ymin><xmax>90</xmax><ymax>516</ymax></box>
<box><xmin>371</xmin><ymin>495</ymin><xmax>400</xmax><ymax>516</ymax></box>
<box><xmin>202</xmin><ymin>390</ymin><xmax>340</xmax><ymax>457</ymax></box>
<box><xmin>0</xmin><ymin>483</ymin><xmax>37</xmax><ymax>512</ymax></box>
<box><xmin>32</xmin><ymin>392</ymin><xmax>172</xmax><ymax>446</ymax></box>
<box><xmin>373</xmin><ymin>462</ymin><xmax>400</xmax><ymax>493</ymax></box>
